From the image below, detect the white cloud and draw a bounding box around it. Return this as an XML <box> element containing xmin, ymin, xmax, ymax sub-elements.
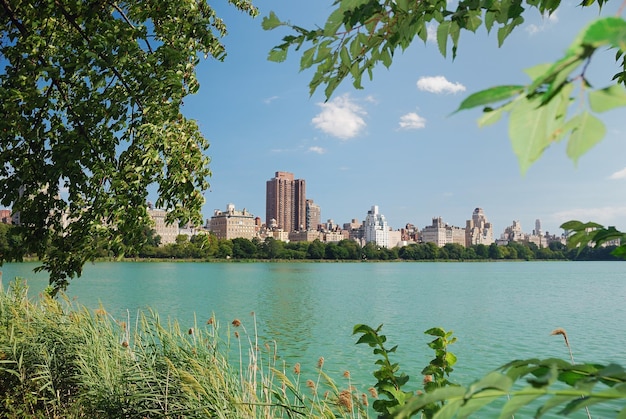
<box><xmin>312</xmin><ymin>94</ymin><xmax>367</xmax><ymax>140</ymax></box>
<box><xmin>609</xmin><ymin>167</ymin><xmax>626</xmax><ymax>180</ymax></box>
<box><xmin>547</xmin><ymin>10</ymin><xmax>558</xmax><ymax>23</ymax></box>
<box><xmin>417</xmin><ymin>76</ymin><xmax>466</xmax><ymax>94</ymax></box>
<box><xmin>398</xmin><ymin>112</ymin><xmax>427</xmax><ymax>130</ymax></box>
<box><xmin>526</xmin><ymin>24</ymin><xmax>541</xmax><ymax>35</ymax></box>
<box><xmin>552</xmin><ymin>206</ymin><xmax>626</xmax><ymax>226</ymax></box>
<box><xmin>526</xmin><ymin>11</ymin><xmax>558</xmax><ymax>35</ymax></box>
<box><xmin>308</xmin><ymin>146</ymin><xmax>326</xmax><ymax>154</ymax></box>
<box><xmin>426</xmin><ymin>23</ymin><xmax>437</xmax><ymax>43</ymax></box>
<box><xmin>264</xmin><ymin>96</ymin><xmax>279</xmax><ymax>104</ymax></box>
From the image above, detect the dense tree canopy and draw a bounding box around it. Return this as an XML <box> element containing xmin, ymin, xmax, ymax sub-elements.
<box><xmin>0</xmin><ymin>0</ymin><xmax>257</xmax><ymax>293</ymax></box>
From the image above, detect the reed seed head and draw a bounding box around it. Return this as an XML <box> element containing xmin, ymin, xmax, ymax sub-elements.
<box><xmin>361</xmin><ymin>393</ymin><xmax>369</xmax><ymax>407</ymax></box>
<box><xmin>551</xmin><ymin>328</ymin><xmax>570</xmax><ymax>346</ymax></box>
<box><xmin>317</xmin><ymin>356</ymin><xmax>324</xmax><ymax>368</ymax></box>
<box><xmin>188</xmin><ymin>328</ymin><xmax>194</xmax><ymax>335</ymax></box>
<box><xmin>306</xmin><ymin>379</ymin><xmax>315</xmax><ymax>390</ymax></box>
<box><xmin>368</xmin><ymin>387</ymin><xmax>378</xmax><ymax>399</ymax></box>
<box><xmin>206</xmin><ymin>317</ymin><xmax>214</xmax><ymax>325</ymax></box>
<box><xmin>121</xmin><ymin>341</ymin><xmax>129</xmax><ymax>348</ymax></box>
<box><xmin>343</xmin><ymin>370</ymin><xmax>350</xmax><ymax>379</ymax></box>
<box><xmin>232</xmin><ymin>319</ymin><xmax>241</xmax><ymax>327</ymax></box>
<box><xmin>294</xmin><ymin>363</ymin><xmax>301</xmax><ymax>375</ymax></box>
<box><xmin>423</xmin><ymin>375</ymin><xmax>433</xmax><ymax>385</ymax></box>
<box><xmin>338</xmin><ymin>390</ymin><xmax>353</xmax><ymax>411</ymax></box>
<box><xmin>234</xmin><ymin>331</ymin><xmax>239</xmax><ymax>339</ymax></box>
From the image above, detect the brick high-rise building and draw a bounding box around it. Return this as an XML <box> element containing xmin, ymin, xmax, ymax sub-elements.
<box><xmin>266</xmin><ymin>171</ymin><xmax>306</xmax><ymax>232</ymax></box>
<box><xmin>306</xmin><ymin>199</ymin><xmax>321</xmax><ymax>231</ymax></box>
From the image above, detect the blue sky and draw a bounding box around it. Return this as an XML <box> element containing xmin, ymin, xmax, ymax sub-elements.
<box><xmin>182</xmin><ymin>0</ymin><xmax>626</xmax><ymax>237</ymax></box>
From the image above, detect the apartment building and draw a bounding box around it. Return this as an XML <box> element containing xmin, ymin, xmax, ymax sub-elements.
<box><xmin>210</xmin><ymin>204</ymin><xmax>256</xmax><ymax>240</ymax></box>
<box><xmin>266</xmin><ymin>171</ymin><xmax>306</xmax><ymax>233</ymax></box>
<box><xmin>147</xmin><ymin>207</ymin><xmax>179</xmax><ymax>245</ymax></box>
<box><xmin>364</xmin><ymin>205</ymin><xmax>389</xmax><ymax>248</ymax></box>
<box><xmin>465</xmin><ymin>207</ymin><xmax>494</xmax><ymax>246</ymax></box>
<box><xmin>422</xmin><ymin>217</ymin><xmax>466</xmax><ymax>247</ymax></box>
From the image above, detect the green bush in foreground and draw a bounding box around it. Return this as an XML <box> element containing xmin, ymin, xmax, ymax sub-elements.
<box><xmin>0</xmin><ymin>279</ymin><xmax>369</xmax><ymax>418</ymax></box>
<box><xmin>357</xmin><ymin>325</ymin><xmax>626</xmax><ymax>418</ymax></box>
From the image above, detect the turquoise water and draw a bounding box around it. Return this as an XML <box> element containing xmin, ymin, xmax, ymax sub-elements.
<box><xmin>2</xmin><ymin>261</ymin><xmax>625</xmax><ymax>417</ymax></box>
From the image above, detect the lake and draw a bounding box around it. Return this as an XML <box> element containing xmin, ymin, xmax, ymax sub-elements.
<box><xmin>1</xmin><ymin>260</ymin><xmax>625</xmax><ymax>417</ymax></box>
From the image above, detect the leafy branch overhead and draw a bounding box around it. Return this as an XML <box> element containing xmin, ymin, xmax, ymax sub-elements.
<box><xmin>263</xmin><ymin>0</ymin><xmax>625</xmax><ymax>172</ymax></box>
<box><xmin>0</xmin><ymin>0</ymin><xmax>257</xmax><ymax>293</ymax></box>
<box><xmin>456</xmin><ymin>17</ymin><xmax>626</xmax><ymax>173</ymax></box>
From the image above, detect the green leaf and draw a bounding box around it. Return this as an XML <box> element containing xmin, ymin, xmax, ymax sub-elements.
<box><xmin>261</xmin><ymin>12</ymin><xmax>282</xmax><ymax>30</ymax></box>
<box><xmin>424</xmin><ymin>327</ymin><xmax>446</xmax><ymax>337</ymax></box>
<box><xmin>536</xmin><ymin>394</ymin><xmax>581</xmax><ymax>417</ymax></box>
<box><xmin>340</xmin><ymin>0</ymin><xmax>372</xmax><ymax>10</ymax></box>
<box><xmin>477</xmin><ymin>107</ymin><xmax>504</xmax><ymax>127</ymax></box>
<box><xmin>457</xmin><ymin>389</ymin><xmax>505</xmax><ymax>417</ymax></box>
<box><xmin>581</xmin><ymin>16</ymin><xmax>626</xmax><ymax>50</ymax></box>
<box><xmin>566</xmin><ymin>111</ymin><xmax>606</xmax><ymax>164</ymax></box>
<box><xmin>324</xmin><ymin>7</ymin><xmax>345</xmax><ymax>36</ymax></box>
<box><xmin>485</xmin><ymin>10</ymin><xmax>496</xmax><ymax>32</ymax></box>
<box><xmin>497</xmin><ymin>17</ymin><xmax>524</xmax><ymax>47</ymax></box>
<box><xmin>524</xmin><ymin>63</ymin><xmax>553</xmax><ymax>80</ymax></box>
<box><xmin>268</xmin><ymin>47</ymin><xmax>288</xmax><ymax>63</ymax></box>
<box><xmin>589</xmin><ymin>84</ymin><xmax>626</xmax><ymax>112</ymax></box>
<box><xmin>445</xmin><ymin>351</ymin><xmax>457</xmax><ymax>366</ymax></box>
<box><xmin>394</xmin><ymin>386</ymin><xmax>467</xmax><ymax>419</ymax></box>
<box><xmin>508</xmin><ymin>96</ymin><xmax>550</xmax><ymax>174</ymax></box>
<box><xmin>455</xmin><ymin>85</ymin><xmax>525</xmax><ymax>112</ymax></box>
<box><xmin>540</xmin><ymin>58</ymin><xmax>583</xmax><ymax>104</ymax></box>
<box><xmin>300</xmin><ymin>47</ymin><xmax>316</xmax><ymax>69</ymax></box>
<box><xmin>437</xmin><ymin>21</ymin><xmax>451</xmax><ymax>57</ymax></box>
<box><xmin>433</xmin><ymin>398</ymin><xmax>464</xmax><ymax>419</ymax></box>
<box><xmin>395</xmin><ymin>0</ymin><xmax>412</xmax><ymax>12</ymax></box>
<box><xmin>527</xmin><ymin>53</ymin><xmax>583</xmax><ymax>94</ymax></box>
<box><xmin>465</xmin><ymin>11</ymin><xmax>483</xmax><ymax>32</ymax></box>
<box><xmin>500</xmin><ymin>392</ymin><xmax>545</xmax><ymax>418</ymax></box>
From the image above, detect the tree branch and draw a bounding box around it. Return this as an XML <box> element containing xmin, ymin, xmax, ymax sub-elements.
<box><xmin>112</xmin><ymin>2</ymin><xmax>153</xmax><ymax>53</ymax></box>
<box><xmin>54</xmin><ymin>0</ymin><xmax>144</xmax><ymax>112</ymax></box>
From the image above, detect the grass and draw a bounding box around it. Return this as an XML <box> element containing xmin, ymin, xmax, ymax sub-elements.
<box><xmin>0</xmin><ymin>278</ymin><xmax>372</xmax><ymax>418</ymax></box>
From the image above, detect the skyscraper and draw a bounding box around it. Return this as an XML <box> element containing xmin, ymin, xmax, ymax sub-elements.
<box><xmin>465</xmin><ymin>207</ymin><xmax>494</xmax><ymax>246</ymax></box>
<box><xmin>364</xmin><ymin>205</ymin><xmax>389</xmax><ymax>248</ymax></box>
<box><xmin>266</xmin><ymin>171</ymin><xmax>306</xmax><ymax>232</ymax></box>
<box><xmin>306</xmin><ymin>199</ymin><xmax>321</xmax><ymax>231</ymax></box>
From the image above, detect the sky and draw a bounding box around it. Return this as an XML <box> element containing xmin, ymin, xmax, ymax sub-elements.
<box><xmin>180</xmin><ymin>0</ymin><xmax>626</xmax><ymax>237</ymax></box>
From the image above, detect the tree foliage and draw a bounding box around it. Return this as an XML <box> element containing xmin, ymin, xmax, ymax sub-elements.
<box><xmin>0</xmin><ymin>0</ymin><xmax>257</xmax><ymax>293</ymax></box>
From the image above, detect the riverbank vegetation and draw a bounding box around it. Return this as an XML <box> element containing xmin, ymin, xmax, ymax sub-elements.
<box><xmin>2</xmin><ymin>279</ymin><xmax>626</xmax><ymax>418</ymax></box>
<box><xmin>0</xmin><ymin>279</ymin><xmax>371</xmax><ymax>418</ymax></box>
<box><xmin>2</xmin><ymin>223</ymin><xmax>620</xmax><ymax>264</ymax></box>
<box><xmin>98</xmin><ymin>234</ymin><xmax>625</xmax><ymax>262</ymax></box>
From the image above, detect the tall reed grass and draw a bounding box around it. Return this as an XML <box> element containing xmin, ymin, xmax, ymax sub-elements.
<box><xmin>0</xmin><ymin>278</ymin><xmax>371</xmax><ymax>418</ymax></box>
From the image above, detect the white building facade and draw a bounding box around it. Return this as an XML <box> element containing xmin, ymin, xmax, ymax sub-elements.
<box><xmin>364</xmin><ymin>205</ymin><xmax>389</xmax><ymax>248</ymax></box>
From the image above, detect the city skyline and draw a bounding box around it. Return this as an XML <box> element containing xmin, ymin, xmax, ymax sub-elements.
<box><xmin>178</xmin><ymin>1</ymin><xmax>626</xmax><ymax>237</ymax></box>
<box><xmin>3</xmin><ymin>1</ymin><xmax>625</xmax><ymax>238</ymax></box>
<box><xmin>211</xmin><ymin>171</ymin><xmax>563</xmax><ymax>240</ymax></box>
